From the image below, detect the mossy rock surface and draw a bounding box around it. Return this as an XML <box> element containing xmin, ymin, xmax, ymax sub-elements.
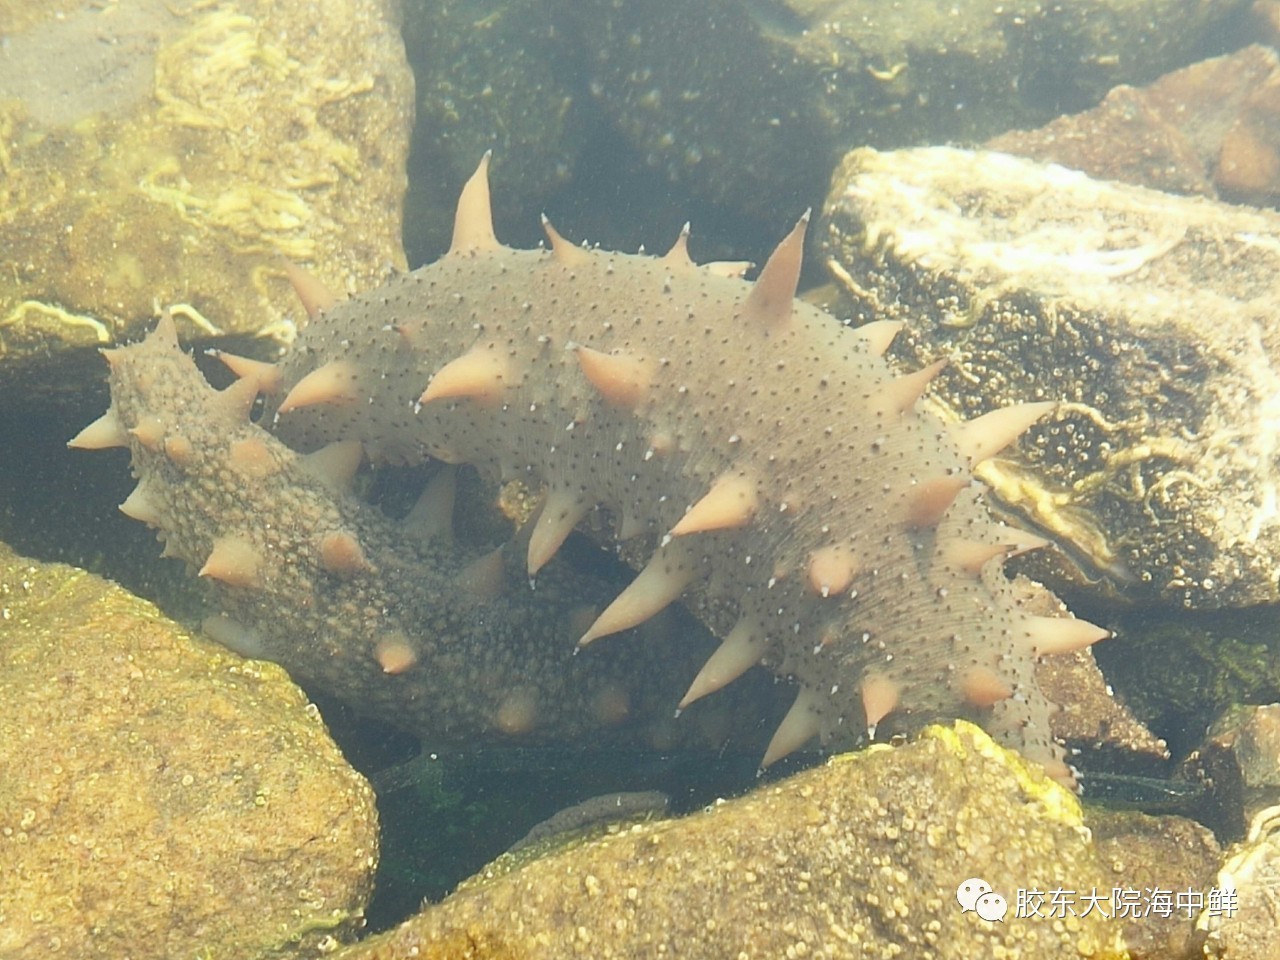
<box><xmin>0</xmin><ymin>542</ymin><xmax>378</xmax><ymax>959</ymax></box>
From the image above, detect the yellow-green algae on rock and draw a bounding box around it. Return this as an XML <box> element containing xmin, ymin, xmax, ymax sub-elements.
<box><xmin>0</xmin><ymin>541</ymin><xmax>377</xmax><ymax>959</ymax></box>
<box><xmin>337</xmin><ymin>722</ymin><xmax>1126</xmax><ymax>960</ymax></box>
<box><xmin>0</xmin><ymin>0</ymin><xmax>411</xmax><ymax>398</ymax></box>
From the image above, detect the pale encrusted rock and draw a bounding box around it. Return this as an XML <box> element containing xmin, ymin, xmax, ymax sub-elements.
<box><xmin>819</xmin><ymin>145</ymin><xmax>1280</xmax><ymax>610</ymax></box>
<box><xmin>0</xmin><ymin>0</ymin><xmax>412</xmax><ymax>404</ymax></box>
<box><xmin>0</xmin><ymin>541</ymin><xmax>377</xmax><ymax>959</ymax></box>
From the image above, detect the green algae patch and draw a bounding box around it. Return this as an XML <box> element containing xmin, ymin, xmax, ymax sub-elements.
<box><xmin>0</xmin><ymin>0</ymin><xmax>411</xmax><ymax>405</ymax></box>
<box><xmin>337</xmin><ymin>721</ymin><xmax>1127</xmax><ymax>960</ymax></box>
<box><xmin>0</xmin><ymin>542</ymin><xmax>378</xmax><ymax>959</ymax></box>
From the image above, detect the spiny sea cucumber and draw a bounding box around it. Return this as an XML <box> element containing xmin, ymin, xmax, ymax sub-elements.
<box><xmin>70</xmin><ymin>315</ymin><xmax>766</xmax><ymax>750</ymax></box>
<box><xmin>249</xmin><ymin>156</ymin><xmax>1104</xmax><ymax>784</ymax></box>
<box><xmin>77</xmin><ymin>155</ymin><xmax>1107</xmax><ymax>784</ymax></box>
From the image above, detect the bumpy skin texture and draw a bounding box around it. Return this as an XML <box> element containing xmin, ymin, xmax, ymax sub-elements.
<box><xmin>85</xmin><ymin>317</ymin><xmax>763</xmax><ymax>751</ymax></box>
<box><xmin>256</xmin><ymin>160</ymin><xmax>1094</xmax><ymax>782</ymax></box>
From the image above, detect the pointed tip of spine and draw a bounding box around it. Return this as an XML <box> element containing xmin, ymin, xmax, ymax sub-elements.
<box><xmin>403</xmin><ymin>467</ymin><xmax>457</xmax><ymax>545</ymax></box>
<box><xmin>527</xmin><ymin>491</ymin><xmax>591</xmax><ymax>577</ymax></box>
<box><xmin>198</xmin><ymin>536</ymin><xmax>264</xmax><ymax>589</ymax></box>
<box><xmin>661</xmin><ymin>222</ymin><xmax>694</xmax><ymax>269</ymax></box>
<box><xmin>149</xmin><ymin>310</ymin><xmax>181</xmax><ymax>350</ymax></box>
<box><xmin>541</xmin><ymin>215</ymin><xmax>590</xmax><ymax>266</ymax></box>
<box><xmin>318</xmin><ymin>530</ymin><xmax>375</xmax><ymax>577</ymax></box>
<box><xmin>459</xmin><ymin>545</ymin><xmax>507</xmax><ymax>600</ymax></box>
<box><xmin>668</xmin><ymin>473</ymin><xmax>759</xmax><ymax>538</ymax></box>
<box><xmin>450</xmin><ymin>152</ymin><xmax>500</xmax><ymax>254</ymax></box>
<box><xmin>277</xmin><ymin>361</ymin><xmax>359</xmax><ymax>415</ymax></box>
<box><xmin>281</xmin><ymin>260</ymin><xmax>339</xmax><ymax>320</ymax></box>
<box><xmin>761</xmin><ymin>686</ymin><xmax>821</xmax><ymax>767</ymax></box>
<box><xmin>375</xmin><ymin>635</ymin><xmax>418</xmax><ymax>674</ymax></box>
<box><xmin>419</xmin><ymin>347</ymin><xmax>511</xmax><ymax>406</ymax></box>
<box><xmin>212</xmin><ymin>351</ymin><xmax>284</xmax><ymax>395</ymax></box>
<box><xmin>860</xmin><ymin>673</ymin><xmax>900</xmax><ymax>733</ymax></box>
<box><xmin>212</xmin><ymin>377</ymin><xmax>260</xmax><ymax>423</ymax></box>
<box><xmin>806</xmin><ymin>545</ymin><xmax>859</xmax><ymax>597</ymax></box>
<box><xmin>678</xmin><ymin>618</ymin><xmax>763</xmax><ymax>708</ymax></box>
<box><xmin>119</xmin><ymin>481</ymin><xmax>162</xmax><ymax>526</ymax></box>
<box><xmin>68</xmin><ymin>408</ymin><xmax>129</xmax><ymax>450</ymax></box>
<box><xmin>128</xmin><ymin>415</ymin><xmax>165</xmax><ymax>451</ymax></box>
<box><xmin>958</xmin><ymin>666</ymin><xmax>1014</xmax><ymax>708</ymax></box>
<box><xmin>1025</xmin><ymin>616</ymin><xmax>1109</xmax><ymax>656</ymax></box>
<box><xmin>578</xmin><ymin>545</ymin><xmax>697</xmax><ymax>646</ymax></box>
<box><xmin>956</xmin><ymin>401</ymin><xmax>1057</xmax><ymax>463</ymax></box>
<box><xmin>742</xmin><ymin>213</ymin><xmax>808</xmax><ymax>333</ymax></box>
<box><xmin>902</xmin><ymin>475</ymin><xmax>968</xmax><ymax>528</ymax></box>
<box><xmin>878</xmin><ymin>358</ymin><xmax>948</xmax><ymax>416</ymax></box>
<box><xmin>572</xmin><ymin>345</ymin><xmax>654</xmax><ymax>411</ymax></box>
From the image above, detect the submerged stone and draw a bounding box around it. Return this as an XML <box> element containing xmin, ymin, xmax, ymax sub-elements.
<box><xmin>0</xmin><ymin>542</ymin><xmax>377</xmax><ymax>958</ymax></box>
<box><xmin>820</xmin><ymin>145</ymin><xmax>1280</xmax><ymax>610</ymax></box>
<box><xmin>336</xmin><ymin>722</ymin><xmax>1125</xmax><ymax>960</ymax></box>
<box><xmin>0</xmin><ymin>0</ymin><xmax>412</xmax><ymax>407</ymax></box>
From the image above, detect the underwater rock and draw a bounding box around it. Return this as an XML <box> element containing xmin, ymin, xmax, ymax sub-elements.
<box><xmin>1089</xmin><ymin>811</ymin><xmax>1221</xmax><ymax>960</ymax></box>
<box><xmin>563</xmin><ymin>0</ymin><xmax>1248</xmax><ymax>225</ymax></box>
<box><xmin>333</xmin><ymin>722</ymin><xmax>1124</xmax><ymax>960</ymax></box>
<box><xmin>1196</xmin><ymin>803</ymin><xmax>1280</xmax><ymax>960</ymax></box>
<box><xmin>988</xmin><ymin>44</ymin><xmax>1280</xmax><ymax>207</ymax></box>
<box><xmin>1185</xmin><ymin>704</ymin><xmax>1280</xmax><ymax>840</ymax></box>
<box><xmin>0</xmin><ymin>541</ymin><xmax>377</xmax><ymax>959</ymax></box>
<box><xmin>0</xmin><ymin>0</ymin><xmax>412</xmax><ymax>406</ymax></box>
<box><xmin>820</xmin><ymin>145</ymin><xmax>1280</xmax><ymax>609</ymax></box>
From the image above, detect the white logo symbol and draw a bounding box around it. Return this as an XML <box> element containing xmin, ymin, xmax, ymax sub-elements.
<box><xmin>976</xmin><ymin>891</ymin><xmax>1009</xmax><ymax>922</ymax></box>
<box><xmin>957</xmin><ymin>878</ymin><xmax>992</xmax><ymax>913</ymax></box>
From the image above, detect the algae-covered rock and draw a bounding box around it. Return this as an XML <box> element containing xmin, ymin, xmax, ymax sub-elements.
<box><xmin>336</xmin><ymin>722</ymin><xmax>1124</xmax><ymax>960</ymax></box>
<box><xmin>820</xmin><ymin>145</ymin><xmax>1280</xmax><ymax>609</ymax></box>
<box><xmin>0</xmin><ymin>0</ymin><xmax>412</xmax><ymax>404</ymax></box>
<box><xmin>0</xmin><ymin>542</ymin><xmax>377</xmax><ymax>959</ymax></box>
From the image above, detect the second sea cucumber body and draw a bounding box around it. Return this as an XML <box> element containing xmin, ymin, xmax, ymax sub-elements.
<box><xmin>261</xmin><ymin>158</ymin><xmax>1101</xmax><ymax>781</ymax></box>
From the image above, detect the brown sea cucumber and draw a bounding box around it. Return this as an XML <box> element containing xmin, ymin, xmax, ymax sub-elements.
<box><xmin>243</xmin><ymin>155</ymin><xmax>1106</xmax><ymax>783</ymax></box>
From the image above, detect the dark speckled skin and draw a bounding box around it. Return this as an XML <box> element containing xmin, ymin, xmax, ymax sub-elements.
<box><xmin>259</xmin><ymin>204</ymin><xmax>1072</xmax><ymax>778</ymax></box>
<box><xmin>93</xmin><ymin>319</ymin><xmax>775</xmax><ymax>754</ymax></box>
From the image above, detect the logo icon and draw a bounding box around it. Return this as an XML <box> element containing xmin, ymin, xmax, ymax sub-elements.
<box><xmin>957</xmin><ymin>878</ymin><xmax>992</xmax><ymax>913</ymax></box>
<box><xmin>975</xmin><ymin>891</ymin><xmax>1009</xmax><ymax>922</ymax></box>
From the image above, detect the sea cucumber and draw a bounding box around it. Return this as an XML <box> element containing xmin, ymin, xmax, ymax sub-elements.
<box><xmin>249</xmin><ymin>156</ymin><xmax>1105</xmax><ymax>783</ymax></box>
<box><xmin>69</xmin><ymin>315</ymin><xmax>763</xmax><ymax>750</ymax></box>
<box><xmin>77</xmin><ymin>156</ymin><xmax>1106</xmax><ymax>784</ymax></box>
